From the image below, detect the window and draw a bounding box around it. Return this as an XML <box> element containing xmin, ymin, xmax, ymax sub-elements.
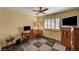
<box><xmin>47</xmin><ymin>19</ymin><xmax>51</xmax><ymax>29</ymax></box>
<box><xmin>44</xmin><ymin>18</ymin><xmax>60</xmax><ymax>30</ymax></box>
<box><xmin>51</xmin><ymin>19</ymin><xmax>55</xmax><ymax>29</ymax></box>
<box><xmin>55</xmin><ymin>18</ymin><xmax>60</xmax><ymax>29</ymax></box>
<box><xmin>44</xmin><ymin>19</ymin><xmax>48</xmax><ymax>29</ymax></box>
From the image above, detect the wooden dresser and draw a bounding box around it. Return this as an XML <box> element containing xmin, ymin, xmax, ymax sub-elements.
<box><xmin>61</xmin><ymin>27</ymin><xmax>79</xmax><ymax>51</ymax></box>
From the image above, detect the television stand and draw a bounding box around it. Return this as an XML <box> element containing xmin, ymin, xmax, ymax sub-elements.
<box><xmin>22</xmin><ymin>30</ymin><xmax>42</xmax><ymax>41</ymax></box>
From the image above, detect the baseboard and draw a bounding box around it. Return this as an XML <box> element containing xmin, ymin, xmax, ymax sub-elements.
<box><xmin>42</xmin><ymin>36</ymin><xmax>61</xmax><ymax>42</ymax></box>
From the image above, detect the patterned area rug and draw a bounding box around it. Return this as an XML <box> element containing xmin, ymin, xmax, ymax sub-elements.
<box><xmin>2</xmin><ymin>37</ymin><xmax>66</xmax><ymax>51</ymax></box>
<box><xmin>33</xmin><ymin>41</ymin><xmax>43</xmax><ymax>48</ymax></box>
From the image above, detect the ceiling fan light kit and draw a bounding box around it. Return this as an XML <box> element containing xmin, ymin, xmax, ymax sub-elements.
<box><xmin>32</xmin><ymin>7</ymin><xmax>48</xmax><ymax>15</ymax></box>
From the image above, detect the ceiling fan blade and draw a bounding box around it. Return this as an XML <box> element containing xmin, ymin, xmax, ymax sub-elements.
<box><xmin>36</xmin><ymin>13</ymin><xmax>40</xmax><ymax>15</ymax></box>
<box><xmin>32</xmin><ymin>10</ymin><xmax>39</xmax><ymax>12</ymax></box>
<box><xmin>43</xmin><ymin>8</ymin><xmax>48</xmax><ymax>11</ymax></box>
<box><xmin>42</xmin><ymin>12</ymin><xmax>46</xmax><ymax>14</ymax></box>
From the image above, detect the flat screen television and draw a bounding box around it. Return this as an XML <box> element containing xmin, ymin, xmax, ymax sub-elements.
<box><xmin>24</xmin><ymin>26</ymin><xmax>30</xmax><ymax>31</ymax></box>
<box><xmin>62</xmin><ymin>16</ymin><xmax>77</xmax><ymax>26</ymax></box>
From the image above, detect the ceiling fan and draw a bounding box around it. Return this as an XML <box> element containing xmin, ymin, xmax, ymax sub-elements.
<box><xmin>32</xmin><ymin>7</ymin><xmax>48</xmax><ymax>15</ymax></box>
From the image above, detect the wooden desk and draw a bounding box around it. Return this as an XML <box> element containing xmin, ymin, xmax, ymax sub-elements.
<box><xmin>22</xmin><ymin>30</ymin><xmax>42</xmax><ymax>41</ymax></box>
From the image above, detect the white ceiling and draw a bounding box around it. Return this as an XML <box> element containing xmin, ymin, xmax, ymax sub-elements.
<box><xmin>4</xmin><ymin>7</ymin><xmax>77</xmax><ymax>16</ymax></box>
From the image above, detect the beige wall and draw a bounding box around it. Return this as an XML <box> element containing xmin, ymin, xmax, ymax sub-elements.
<box><xmin>0</xmin><ymin>8</ymin><xmax>2</xmax><ymax>41</ymax></box>
<box><xmin>36</xmin><ymin>8</ymin><xmax>79</xmax><ymax>41</ymax></box>
<box><xmin>0</xmin><ymin>8</ymin><xmax>36</xmax><ymax>47</ymax></box>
